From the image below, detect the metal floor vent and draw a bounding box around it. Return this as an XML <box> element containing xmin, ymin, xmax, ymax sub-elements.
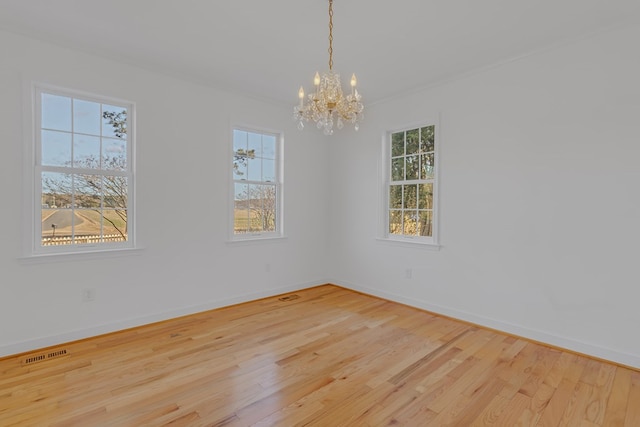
<box><xmin>279</xmin><ymin>294</ymin><xmax>300</xmax><ymax>302</ymax></box>
<box><xmin>22</xmin><ymin>348</ymin><xmax>69</xmax><ymax>366</ymax></box>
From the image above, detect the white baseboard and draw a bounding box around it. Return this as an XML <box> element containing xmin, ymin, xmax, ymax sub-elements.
<box><xmin>0</xmin><ymin>280</ymin><xmax>325</xmax><ymax>358</ymax></box>
<box><xmin>332</xmin><ymin>279</ymin><xmax>640</xmax><ymax>370</ymax></box>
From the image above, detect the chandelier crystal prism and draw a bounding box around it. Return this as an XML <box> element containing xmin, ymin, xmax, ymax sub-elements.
<box><xmin>293</xmin><ymin>0</ymin><xmax>363</xmax><ymax>135</ymax></box>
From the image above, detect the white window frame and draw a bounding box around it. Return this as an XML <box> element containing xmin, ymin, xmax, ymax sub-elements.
<box><xmin>229</xmin><ymin>125</ymin><xmax>284</xmax><ymax>242</ymax></box>
<box><xmin>381</xmin><ymin>118</ymin><xmax>439</xmax><ymax>247</ymax></box>
<box><xmin>25</xmin><ymin>83</ymin><xmax>136</xmax><ymax>258</ymax></box>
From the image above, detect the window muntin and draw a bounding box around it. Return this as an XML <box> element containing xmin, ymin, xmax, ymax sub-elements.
<box><xmin>387</xmin><ymin>125</ymin><xmax>436</xmax><ymax>242</ymax></box>
<box><xmin>35</xmin><ymin>86</ymin><xmax>134</xmax><ymax>253</ymax></box>
<box><xmin>232</xmin><ymin>128</ymin><xmax>282</xmax><ymax>238</ymax></box>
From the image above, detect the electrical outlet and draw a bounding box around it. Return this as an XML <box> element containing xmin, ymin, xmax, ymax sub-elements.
<box><xmin>81</xmin><ymin>288</ymin><xmax>96</xmax><ymax>302</ymax></box>
<box><xmin>265</xmin><ymin>263</ymin><xmax>271</xmax><ymax>273</ymax></box>
<box><xmin>405</xmin><ymin>268</ymin><xmax>412</xmax><ymax>279</ymax></box>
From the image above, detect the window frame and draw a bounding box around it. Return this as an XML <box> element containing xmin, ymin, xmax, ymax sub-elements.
<box><xmin>381</xmin><ymin>119</ymin><xmax>440</xmax><ymax>247</ymax></box>
<box><xmin>229</xmin><ymin>125</ymin><xmax>284</xmax><ymax>242</ymax></box>
<box><xmin>26</xmin><ymin>83</ymin><xmax>136</xmax><ymax>257</ymax></box>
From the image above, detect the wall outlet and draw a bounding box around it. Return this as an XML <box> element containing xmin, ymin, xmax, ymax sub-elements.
<box><xmin>81</xmin><ymin>288</ymin><xmax>96</xmax><ymax>302</ymax></box>
<box><xmin>405</xmin><ymin>268</ymin><xmax>413</xmax><ymax>279</ymax></box>
<box><xmin>265</xmin><ymin>263</ymin><xmax>271</xmax><ymax>273</ymax></box>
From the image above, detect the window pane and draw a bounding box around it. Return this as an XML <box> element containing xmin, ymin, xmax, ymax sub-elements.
<box><xmin>391</xmin><ymin>132</ymin><xmax>404</xmax><ymax>157</ymax></box>
<box><xmin>389</xmin><ymin>185</ymin><xmax>402</xmax><ymax>209</ymax></box>
<box><xmin>103</xmin><ymin>176</ymin><xmax>127</xmax><ymax>209</ymax></box>
<box><xmin>41</xmin><ymin>172</ymin><xmax>72</xmax><ymax>246</ymax></box>
<box><xmin>73</xmin><ymin>208</ymin><xmax>97</xmax><ymax>244</ymax></box>
<box><xmin>418</xmin><ymin>211</ymin><xmax>433</xmax><ymax>237</ymax></box>
<box><xmin>234</xmin><ymin>183</ymin><xmax>249</xmax><ymax>233</ymax></box>
<box><xmin>73</xmin><ymin>99</ymin><xmax>101</xmax><ymax>136</ymax></box>
<box><xmin>403</xmin><ymin>211</ymin><xmax>418</xmax><ymax>235</ymax></box>
<box><xmin>406</xmin><ymin>129</ymin><xmax>419</xmax><ymax>154</ymax></box>
<box><xmin>418</xmin><ymin>183</ymin><xmax>433</xmax><ymax>210</ymax></box>
<box><xmin>247</xmin><ymin>157</ymin><xmax>261</xmax><ymax>181</ymax></box>
<box><xmin>233</xmin><ymin>130</ymin><xmax>248</xmax><ymax>152</ymax></box>
<box><xmin>42</xmin><ymin>130</ymin><xmax>72</xmax><ymax>167</ymax></box>
<box><xmin>404</xmin><ymin>184</ymin><xmax>417</xmax><ymax>209</ymax></box>
<box><xmin>265</xmin><ymin>215</ymin><xmax>276</xmax><ymax>232</ymax></box>
<box><xmin>74</xmin><ymin>174</ymin><xmax>101</xmax><ymax>209</ymax></box>
<box><xmin>248</xmin><ymin>132</ymin><xmax>263</xmax><ymax>157</ymax></box>
<box><xmin>42</xmin><ymin>172</ymin><xmax>72</xmax><ymax>208</ymax></box>
<box><xmin>233</xmin><ymin>130</ymin><xmax>252</xmax><ymax>179</ymax></box>
<box><xmin>73</xmin><ymin>135</ymin><xmax>101</xmax><ymax>168</ymax></box>
<box><xmin>41</xmin><ymin>208</ymin><xmax>60</xmax><ymax>244</ymax></box>
<box><xmin>249</xmin><ymin>184</ymin><xmax>276</xmax><ymax>233</ymax></box>
<box><xmin>406</xmin><ymin>155</ymin><xmax>419</xmax><ymax>180</ymax></box>
<box><xmin>391</xmin><ymin>158</ymin><xmax>404</xmax><ymax>181</ymax></box>
<box><xmin>42</xmin><ymin>93</ymin><xmax>71</xmax><ymax>132</ymax></box>
<box><xmin>42</xmin><ymin>208</ymin><xmax>73</xmax><ymax>246</ymax></box>
<box><xmin>420</xmin><ymin>126</ymin><xmax>435</xmax><ymax>152</ymax></box>
<box><xmin>234</xmin><ymin>209</ymin><xmax>250</xmax><ymax>234</ymax></box>
<box><xmin>262</xmin><ymin>135</ymin><xmax>276</xmax><ymax>159</ymax></box>
<box><xmin>262</xmin><ymin>158</ymin><xmax>276</xmax><ymax>182</ymax></box>
<box><xmin>103</xmin><ymin>138</ymin><xmax>127</xmax><ymax>171</ymax></box>
<box><xmin>263</xmin><ymin>185</ymin><xmax>277</xmax><ymax>232</ymax></box>
<box><xmin>102</xmin><ymin>209</ymin><xmax>128</xmax><ymax>241</ymax></box>
<box><xmin>234</xmin><ymin>153</ymin><xmax>248</xmax><ymax>178</ymax></box>
<box><xmin>234</xmin><ymin>183</ymin><xmax>248</xmax><ymax>203</ymax></box>
<box><xmin>420</xmin><ymin>153</ymin><xmax>434</xmax><ymax>179</ymax></box>
<box><xmin>248</xmin><ymin>185</ymin><xmax>263</xmax><ymax>232</ymax></box>
<box><xmin>102</xmin><ymin>105</ymin><xmax>127</xmax><ymax>139</ymax></box>
<box><xmin>389</xmin><ymin>210</ymin><xmax>402</xmax><ymax>235</ymax></box>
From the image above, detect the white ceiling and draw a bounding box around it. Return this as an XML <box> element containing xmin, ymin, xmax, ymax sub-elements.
<box><xmin>1</xmin><ymin>0</ymin><xmax>640</xmax><ymax>106</ymax></box>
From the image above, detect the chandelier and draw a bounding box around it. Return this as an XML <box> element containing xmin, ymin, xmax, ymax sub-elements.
<box><xmin>294</xmin><ymin>0</ymin><xmax>364</xmax><ymax>135</ymax></box>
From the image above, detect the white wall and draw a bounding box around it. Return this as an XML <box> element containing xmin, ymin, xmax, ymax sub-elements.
<box><xmin>329</xmin><ymin>24</ymin><xmax>640</xmax><ymax>368</ymax></box>
<box><xmin>0</xmin><ymin>30</ymin><xmax>331</xmax><ymax>357</ymax></box>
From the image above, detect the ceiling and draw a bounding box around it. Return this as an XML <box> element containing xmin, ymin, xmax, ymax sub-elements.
<box><xmin>1</xmin><ymin>0</ymin><xmax>640</xmax><ymax>106</ymax></box>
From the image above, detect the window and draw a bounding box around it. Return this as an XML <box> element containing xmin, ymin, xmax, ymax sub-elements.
<box><xmin>231</xmin><ymin>128</ymin><xmax>282</xmax><ymax>239</ymax></box>
<box><xmin>385</xmin><ymin>124</ymin><xmax>437</xmax><ymax>244</ymax></box>
<box><xmin>31</xmin><ymin>85</ymin><xmax>135</xmax><ymax>254</ymax></box>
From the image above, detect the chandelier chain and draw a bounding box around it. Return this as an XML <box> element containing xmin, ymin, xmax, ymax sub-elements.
<box><xmin>328</xmin><ymin>0</ymin><xmax>333</xmax><ymax>70</ymax></box>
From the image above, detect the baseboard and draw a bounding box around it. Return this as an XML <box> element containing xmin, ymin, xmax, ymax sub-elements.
<box><xmin>0</xmin><ymin>280</ymin><xmax>326</xmax><ymax>359</ymax></box>
<box><xmin>331</xmin><ymin>279</ymin><xmax>640</xmax><ymax>370</ymax></box>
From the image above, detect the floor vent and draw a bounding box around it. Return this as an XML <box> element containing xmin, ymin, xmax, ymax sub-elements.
<box><xmin>22</xmin><ymin>348</ymin><xmax>69</xmax><ymax>366</ymax></box>
<box><xmin>279</xmin><ymin>294</ymin><xmax>300</xmax><ymax>302</ymax></box>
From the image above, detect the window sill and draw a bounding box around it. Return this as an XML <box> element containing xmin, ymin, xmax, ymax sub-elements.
<box><xmin>226</xmin><ymin>235</ymin><xmax>288</xmax><ymax>246</ymax></box>
<box><xmin>375</xmin><ymin>237</ymin><xmax>441</xmax><ymax>250</ymax></box>
<box><xmin>18</xmin><ymin>247</ymin><xmax>144</xmax><ymax>264</ymax></box>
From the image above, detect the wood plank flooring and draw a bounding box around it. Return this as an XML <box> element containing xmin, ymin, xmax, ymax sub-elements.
<box><xmin>1</xmin><ymin>285</ymin><xmax>638</xmax><ymax>426</ymax></box>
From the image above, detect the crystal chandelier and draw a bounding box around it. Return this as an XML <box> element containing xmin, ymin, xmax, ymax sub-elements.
<box><xmin>294</xmin><ymin>0</ymin><xmax>364</xmax><ymax>135</ymax></box>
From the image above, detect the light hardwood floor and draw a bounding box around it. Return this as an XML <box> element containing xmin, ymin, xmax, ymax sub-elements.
<box><xmin>1</xmin><ymin>285</ymin><xmax>639</xmax><ymax>426</ymax></box>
